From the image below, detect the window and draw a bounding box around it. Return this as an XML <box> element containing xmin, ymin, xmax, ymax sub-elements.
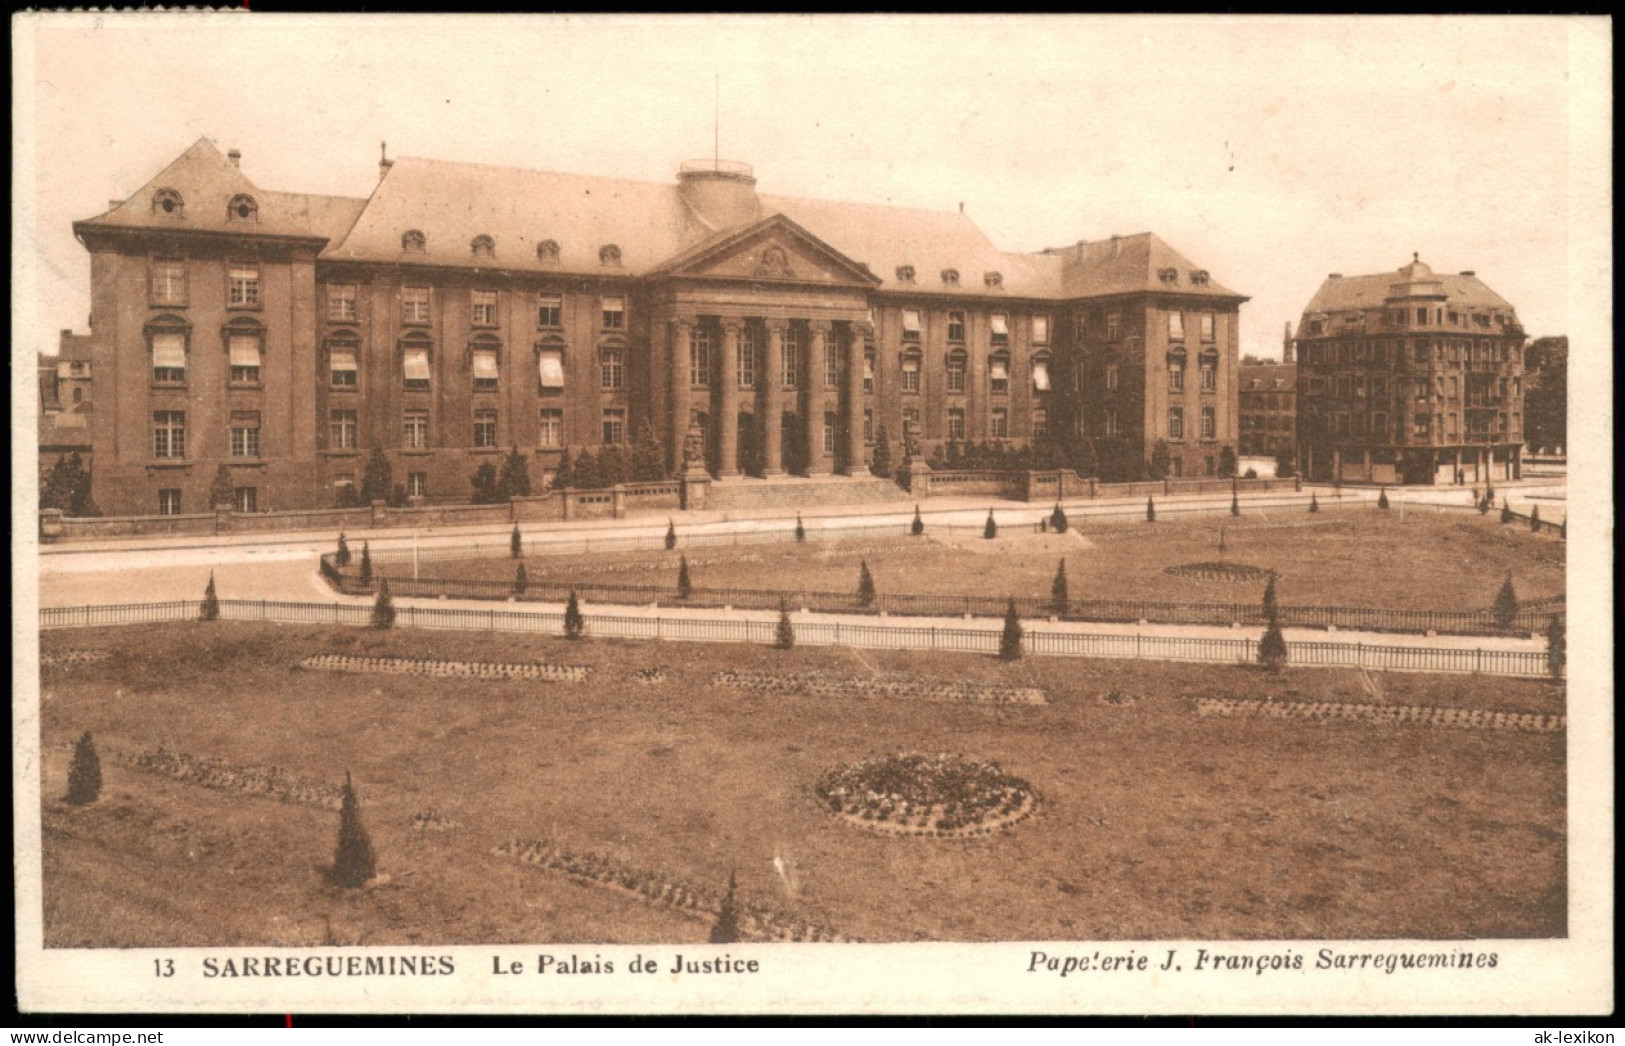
<box><xmin>1309</xmin><ymin>319</ymin><xmax>1325</xmax><ymax>336</ymax></box>
<box><xmin>601</xmin><ymin>296</ymin><xmax>625</xmax><ymax>330</ymax></box>
<box><xmin>901</xmin><ymin>352</ymin><xmax>921</xmax><ymax>393</ymax></box>
<box><xmin>990</xmin><ymin>313</ymin><xmax>1009</xmax><ymax>345</ymax></box>
<box><xmin>690</xmin><ymin>327</ymin><xmax>712</xmax><ymax>387</ymax></box>
<box><xmin>234</xmin><ymin>486</ymin><xmax>258</xmax><ymax>513</ymax></box>
<box><xmin>599</xmin><ymin>244</ymin><xmax>622</xmax><ymax>266</ymax></box>
<box><xmin>402</xmin><ymin>229</ymin><xmax>426</xmax><ymax>253</ymax></box>
<box><xmin>823</xmin><ymin>413</ymin><xmax>837</xmax><ymax>455</ymax></box>
<box><xmin>472</xmin><ymin>290</ymin><xmax>498</xmax><ymax>327</ymax></box>
<box><xmin>946</xmin><ymin>351</ymin><xmax>967</xmax><ymax>393</ymax></box>
<box><xmin>1201</xmin><ymin>405</ymin><xmax>1216</xmax><ymax>439</ymax></box>
<box><xmin>1106</xmin><ymin>364</ymin><xmax>1120</xmax><ymax>390</ymax></box>
<box><xmin>902</xmin><ymin>405</ymin><xmax>920</xmax><ymax>433</ymax></box>
<box><xmin>537</xmin><ymin>345</ymin><xmax>565</xmax><ymax>390</ymax></box>
<box><xmin>328</xmin><ymin>283</ymin><xmax>358</xmax><ymax>322</ymax></box>
<box><xmin>152</xmin><ymin>331</ymin><xmax>187</xmax><ymax>383</ymax></box>
<box><xmin>940</xmin><ymin>268</ymin><xmax>959</xmax><ymax>286</ymax></box>
<box><xmin>403</xmin><ymin>340</ymin><xmax>432</xmax><ymax>390</ymax></box>
<box><xmin>153</xmin><ymin>411</ymin><xmax>186</xmax><ymax>459</ymax></box>
<box><xmin>1033</xmin><ymin>315</ymin><xmax>1050</xmax><ymax>345</ymax></box>
<box><xmin>403</xmin><ymin>286</ymin><xmax>431</xmax><ymax>324</ymax></box>
<box><xmin>989</xmin><ymin>353</ymin><xmax>1010</xmax><ymax>394</ymax></box>
<box><xmin>863</xmin><ymin>409</ymin><xmax>873</xmax><ymax>443</ymax></box>
<box><xmin>1106</xmin><ymin>312</ymin><xmax>1122</xmax><ymax>341</ymax></box>
<box><xmin>1032</xmin><ymin>356</ymin><xmax>1051</xmax><ymax>391</ymax></box>
<box><xmin>984</xmin><ymin>271</ymin><xmax>1003</xmax><ymax>288</ymax></box>
<box><xmin>539</xmin><ymin>408</ymin><xmax>563</xmax><ymax>448</ymax></box>
<box><xmin>947</xmin><ymin>408</ymin><xmax>965</xmax><ymax>441</ymax></box>
<box><xmin>601</xmin><ymin>408</ymin><xmax>626</xmax><ymax>445</ymax></box>
<box><xmin>738</xmin><ymin>328</ymin><xmax>757</xmax><ymax>388</ymax></box>
<box><xmin>895</xmin><ymin>265</ymin><xmax>916</xmax><ymax>284</ymax></box>
<box><xmin>229</xmin><ymin>412</ymin><xmax>261</xmax><ymax>458</ymax></box>
<box><xmin>1415</xmin><ymin>340</ymin><xmax>1432</xmax><ymax>362</ymax></box>
<box><xmin>990</xmin><ymin>408</ymin><xmax>1009</xmax><ymax>439</ymax></box>
<box><xmin>1448</xmin><ymin>412</ymin><xmax>1459</xmax><ymax>436</ymax></box>
<box><xmin>153</xmin><ymin>189</ymin><xmax>184</xmax><ymax>216</ymax></box>
<box><xmin>901</xmin><ymin>310</ymin><xmax>922</xmax><ymax>342</ymax></box>
<box><xmin>330</xmin><ymin>409</ymin><xmax>359</xmax><ymax>450</ymax></box>
<box><xmin>863</xmin><ymin>351</ymin><xmax>875</xmax><ymax>393</ymax></box>
<box><xmin>1168</xmin><ymin>311</ymin><xmax>1185</xmax><ymax>341</ymax></box>
<box><xmin>599</xmin><ymin>347</ymin><xmax>624</xmax><ymax>389</ymax></box>
<box><xmin>537</xmin><ymin>294</ymin><xmax>562</xmax><ymax>328</ymax></box>
<box><xmin>1416</xmin><ymin>307</ymin><xmax>1429</xmax><ymax>325</ymax></box>
<box><xmin>536</xmin><ymin>239</ymin><xmax>560</xmax><ymax>263</ymax></box>
<box><xmin>152</xmin><ymin>259</ymin><xmax>187</xmax><ymax>306</ymax></box>
<box><xmin>474</xmin><ymin>409</ymin><xmax>499</xmax><ymax>448</ymax></box>
<box><xmin>1168</xmin><ymin>361</ymin><xmax>1185</xmax><ymax>392</ymax></box>
<box><xmin>329</xmin><ymin>343</ymin><xmax>358</xmax><ymax>387</ymax></box>
<box><xmin>824</xmin><ymin>339</ymin><xmax>839</xmax><ymax>388</ymax></box>
<box><xmin>782</xmin><ymin>327</ymin><xmax>801</xmax><ymax>388</ymax></box>
<box><xmin>1032</xmin><ymin>408</ymin><xmax>1048</xmax><ymax>440</ymax></box>
<box><xmin>1199</xmin><ymin>312</ymin><xmax>1215</xmax><ymax>342</ymax></box>
<box><xmin>227</xmin><ymin>263</ymin><xmax>260</xmax><ymax>308</ymax></box>
<box><xmin>404</xmin><ymin>410</ymin><xmax>430</xmax><ymax>449</ymax></box>
<box><xmin>472</xmin><ymin>345</ymin><xmax>500</xmax><ymax>391</ymax></box>
<box><xmin>158</xmin><ymin>489</ymin><xmax>182</xmax><ymax>515</ymax></box>
<box><xmin>1168</xmin><ymin>406</ymin><xmax>1185</xmax><ymax>440</ymax></box>
<box><xmin>1104</xmin><ymin>409</ymin><xmax>1121</xmax><ymax>437</ymax></box>
<box><xmin>227</xmin><ymin>193</ymin><xmax>258</xmax><ymax>222</ymax></box>
<box><xmin>947</xmin><ymin>311</ymin><xmax>966</xmax><ymax>343</ymax></box>
<box><xmin>228</xmin><ymin>332</ymin><xmax>262</xmax><ymax>384</ymax></box>
<box><xmin>1412</xmin><ymin>414</ymin><xmax>1430</xmax><ymax>436</ymax></box>
<box><xmin>407</xmin><ymin>472</ymin><xmax>427</xmax><ymax>498</ymax></box>
<box><xmin>1200</xmin><ymin>362</ymin><xmax>1216</xmax><ymax>391</ymax></box>
<box><xmin>471</xmin><ymin>235</ymin><xmax>496</xmax><ymax>258</ymax></box>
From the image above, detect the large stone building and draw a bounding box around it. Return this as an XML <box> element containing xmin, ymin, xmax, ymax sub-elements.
<box><xmin>68</xmin><ymin>138</ymin><xmax>1246</xmax><ymax>515</ymax></box>
<box><xmin>1293</xmin><ymin>256</ymin><xmax>1525</xmax><ymax>486</ymax></box>
<box><xmin>38</xmin><ymin>331</ymin><xmax>95</xmax><ymax>473</ymax></box>
<box><xmin>1237</xmin><ymin>323</ymin><xmax>1297</xmax><ymax>461</ymax></box>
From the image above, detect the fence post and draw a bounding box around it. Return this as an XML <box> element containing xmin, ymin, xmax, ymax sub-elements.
<box><xmin>1475</xmin><ymin>647</ymin><xmax>1483</xmax><ymax>673</ymax></box>
<box><xmin>930</xmin><ymin>626</ymin><xmax>937</xmax><ymax>650</ymax></box>
<box><xmin>260</xmin><ymin>598</ymin><xmax>267</xmax><ymax>620</ymax></box>
<box><xmin>1356</xmin><ymin>641</ymin><xmax>1363</xmax><ymax>669</ymax></box>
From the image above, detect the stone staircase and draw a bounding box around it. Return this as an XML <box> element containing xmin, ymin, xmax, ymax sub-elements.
<box><xmin>704</xmin><ymin>475</ymin><xmax>910</xmax><ymax>512</ymax></box>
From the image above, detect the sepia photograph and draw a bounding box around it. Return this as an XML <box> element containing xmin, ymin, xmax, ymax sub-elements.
<box><xmin>12</xmin><ymin>13</ymin><xmax>1612</xmax><ymax>1017</ymax></box>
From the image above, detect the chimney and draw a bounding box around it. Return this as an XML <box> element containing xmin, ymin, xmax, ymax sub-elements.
<box><xmin>1282</xmin><ymin>321</ymin><xmax>1295</xmax><ymax>364</ymax></box>
<box><xmin>227</xmin><ymin>149</ymin><xmax>241</xmax><ymax>168</ymax></box>
<box><xmin>379</xmin><ymin>141</ymin><xmax>394</xmax><ymax>183</ymax></box>
<box><xmin>1459</xmin><ymin>270</ymin><xmax>1475</xmax><ymax>276</ymax></box>
<box><xmin>1327</xmin><ymin>273</ymin><xmax>1342</xmax><ymax>279</ymax></box>
<box><xmin>958</xmin><ymin>201</ymin><xmax>964</xmax><ymax>214</ymax></box>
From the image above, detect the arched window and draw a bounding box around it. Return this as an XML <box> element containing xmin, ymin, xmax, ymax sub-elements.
<box><xmin>470</xmin><ymin>332</ymin><xmax>502</xmax><ymax>391</ymax></box>
<box><xmin>401</xmin><ymin>229</ymin><xmax>427</xmax><ymax>253</ymax></box>
<box><xmin>228</xmin><ymin>194</ymin><xmax>258</xmax><ymax>222</ymax></box>
<box><xmin>599</xmin><ymin>244</ymin><xmax>622</xmax><ymax>266</ymax></box>
<box><xmin>152</xmin><ymin>188</ymin><xmax>184</xmax><ymax>216</ymax></box>
<box><xmin>471</xmin><ymin>234</ymin><xmax>495</xmax><ymax>258</ymax></box>
<box><xmin>401</xmin><ymin>332</ymin><xmax>433</xmax><ymax>390</ymax></box>
<box><xmin>940</xmin><ymin>268</ymin><xmax>960</xmax><ymax>286</ymax></box>
<box><xmin>983</xmin><ymin>271</ymin><xmax>1003</xmax><ymax>288</ymax></box>
<box><xmin>537</xmin><ymin>239</ymin><xmax>560</xmax><ymax>263</ymax></box>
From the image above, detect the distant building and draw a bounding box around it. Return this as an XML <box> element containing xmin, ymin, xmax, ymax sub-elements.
<box><xmin>1237</xmin><ymin>323</ymin><xmax>1297</xmax><ymax>460</ymax></box>
<box><xmin>1292</xmin><ymin>256</ymin><xmax>1525</xmax><ymax>485</ymax></box>
<box><xmin>39</xmin><ymin>330</ymin><xmax>95</xmax><ymax>475</ymax></box>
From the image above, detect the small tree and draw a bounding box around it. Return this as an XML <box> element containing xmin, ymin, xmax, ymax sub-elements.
<box><xmin>795</xmin><ymin>514</ymin><xmax>806</xmax><ymax>543</ymax></box>
<box><xmin>1309</xmin><ymin>492</ymin><xmax>1319</xmax><ymax>514</ymax></box>
<box><xmin>1218</xmin><ymin>445</ymin><xmax>1238</xmax><ymax>479</ymax></box>
<box><xmin>1258</xmin><ymin>611</ymin><xmax>1288</xmax><ymax>672</ymax></box>
<box><xmin>41</xmin><ymin>452</ymin><xmax>99</xmax><ymax>517</ymax></box>
<box><xmin>1530</xmin><ymin>505</ymin><xmax>1541</xmax><ymax>532</ymax></box>
<box><xmin>998</xmin><ymin>599</ymin><xmax>1024</xmax><ymax>661</ymax></box>
<box><xmin>984</xmin><ymin>510</ymin><xmax>998</xmax><ymax>540</ymax></box>
<box><xmin>870</xmin><ymin>424</ymin><xmax>893</xmax><ymax>479</ymax></box>
<box><xmin>515</xmin><ymin>562</ymin><xmax>529</xmax><ymax>596</ymax></box>
<box><xmin>359</xmin><ymin>541</ymin><xmax>373</xmax><ymax>586</ymax></box>
<box><xmin>1478</xmin><ymin>493</ymin><xmax>1491</xmax><ymax>515</ymax></box>
<box><xmin>510</xmin><ymin>523</ymin><xmax>523</xmax><ymax>558</ymax></box>
<box><xmin>372</xmin><ymin>578</ymin><xmax>396</xmax><ymax>629</ymax></box>
<box><xmin>1262</xmin><ymin>573</ymin><xmax>1278</xmax><ymax>618</ymax></box>
<box><xmin>499</xmin><ymin>446</ymin><xmax>532</xmax><ymax>500</ymax></box>
<box><xmin>1148</xmin><ymin>439</ymin><xmax>1172</xmax><ymax>480</ymax></box>
<box><xmin>1050</xmin><ymin>559</ymin><xmax>1070</xmax><ymax>615</ymax></box>
<box><xmin>1274</xmin><ymin>450</ymin><xmax>1297</xmax><ymax>480</ymax></box>
<box><xmin>1500</xmin><ymin>499</ymin><xmax>1513</xmax><ymax>525</ymax></box>
<box><xmin>1547</xmin><ymin>615</ymin><xmax>1566</xmax><ymax>681</ymax></box>
<box><xmin>200</xmin><ymin>571</ymin><xmax>220</xmax><ymax>622</ymax></box>
<box><xmin>857</xmin><ymin>559</ymin><xmax>876</xmax><ymax>609</ymax></box>
<box><xmin>362</xmin><ymin>446</ymin><xmax>393</xmax><ymax>505</ymax></box>
<box><xmin>470</xmin><ymin>461</ymin><xmax>501</xmax><ymax>504</ymax></box>
<box><xmin>331</xmin><ymin>771</ymin><xmax>377</xmax><ymax>888</ymax></box>
<box><xmin>911</xmin><ymin>505</ymin><xmax>925</xmax><ymax>536</ymax></box>
<box><xmin>335</xmin><ymin>532</ymin><xmax>352</xmax><ymax>567</ymax></box>
<box><xmin>665</xmin><ymin>519</ymin><xmax>677</xmax><ymax>551</ymax></box>
<box><xmin>563</xmin><ymin>589</ymin><xmax>585</xmax><ymax>640</ymax></box>
<box><xmin>65</xmin><ymin>731</ymin><xmax>102</xmax><ymax>806</ymax></box>
<box><xmin>775</xmin><ymin>598</ymin><xmax>795</xmax><ymax>650</ymax></box>
<box><xmin>1230</xmin><ymin>490</ymin><xmax>1241</xmax><ymax>517</ymax></box>
<box><xmin>552</xmin><ymin>447</ymin><xmax>576</xmax><ymax>492</ymax></box>
<box><xmin>709</xmin><ymin>870</ymin><xmax>741</xmax><ymax>944</ymax></box>
<box><xmin>1377</xmin><ymin>487</ymin><xmax>1390</xmax><ymax>510</ymax></box>
<box><xmin>677</xmin><ymin>555</ymin><xmax>692</xmax><ymax>599</ymax></box>
<box><xmin>1146</xmin><ymin>496</ymin><xmax>1156</xmax><ymax>522</ymax></box>
<box><xmin>1493</xmin><ymin>575</ymin><xmax>1519</xmax><ymax>630</ymax></box>
<box><xmin>1050</xmin><ymin>503</ymin><xmax>1069</xmax><ymax>533</ymax></box>
<box><xmin>210</xmin><ymin>464</ymin><xmax>234</xmax><ymax>509</ymax></box>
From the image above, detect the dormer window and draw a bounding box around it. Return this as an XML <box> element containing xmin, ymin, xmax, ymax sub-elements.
<box><xmin>599</xmin><ymin>244</ymin><xmax>622</xmax><ymax>267</ymax></box>
<box><xmin>1190</xmin><ymin>270</ymin><xmax>1210</xmax><ymax>285</ymax></box>
<box><xmin>984</xmin><ymin>271</ymin><xmax>1003</xmax><ymax>288</ymax></box>
<box><xmin>537</xmin><ymin>239</ymin><xmax>560</xmax><ymax>263</ymax></box>
<box><xmin>402</xmin><ymin>229</ymin><xmax>427</xmax><ymax>253</ymax></box>
<box><xmin>152</xmin><ymin>188</ymin><xmax>184</xmax><ymax>216</ymax></box>
<box><xmin>228</xmin><ymin>195</ymin><xmax>258</xmax><ymax>222</ymax></box>
<box><xmin>895</xmin><ymin>265</ymin><xmax>916</xmax><ymax>284</ymax></box>
<box><xmin>1158</xmin><ymin>267</ymin><xmax>1179</xmax><ymax>283</ymax></box>
<box><xmin>471</xmin><ymin>235</ymin><xmax>496</xmax><ymax>258</ymax></box>
<box><xmin>940</xmin><ymin>268</ymin><xmax>960</xmax><ymax>286</ymax></box>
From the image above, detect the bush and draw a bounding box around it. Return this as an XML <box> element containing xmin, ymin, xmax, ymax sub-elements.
<box><xmin>1500</xmin><ymin>500</ymin><xmax>1513</xmax><ymax>525</ymax></box>
<box><xmin>857</xmin><ymin>559</ymin><xmax>876</xmax><ymax>609</ymax></box>
<box><xmin>362</xmin><ymin>446</ymin><xmax>393</xmax><ymax>505</ymax></box>
<box><xmin>677</xmin><ymin>556</ymin><xmax>692</xmax><ymax>599</ymax></box>
<box><xmin>984</xmin><ymin>510</ymin><xmax>998</xmax><ymax>540</ymax></box>
<box><xmin>552</xmin><ymin>448</ymin><xmax>575</xmax><ymax>492</ymax></box>
<box><xmin>911</xmin><ymin>505</ymin><xmax>924</xmax><ymax>536</ymax></box>
<box><xmin>1218</xmin><ymin>445</ymin><xmax>1237</xmax><ymax>479</ymax></box>
<box><xmin>372</xmin><ymin>578</ymin><xmax>396</xmax><ymax>629</ymax></box>
<box><xmin>335</xmin><ymin>533</ymin><xmax>351</xmax><ymax>568</ymax></box>
<box><xmin>1493</xmin><ymin>576</ymin><xmax>1519</xmax><ymax>630</ymax></box>
<box><xmin>870</xmin><ymin>424</ymin><xmax>893</xmax><ymax>479</ymax></box>
<box><xmin>1050</xmin><ymin>560</ymin><xmax>1069</xmax><ymax>615</ymax></box>
<box><xmin>65</xmin><ymin>731</ymin><xmax>102</xmax><ymax>806</ymax></box>
<box><xmin>1273</xmin><ymin>451</ymin><xmax>1297</xmax><ymax>480</ymax></box>
<box><xmin>1377</xmin><ymin>487</ymin><xmax>1390</xmax><ymax>510</ymax></box>
<box><xmin>709</xmin><ymin>870</ymin><xmax>740</xmax><ymax>944</ymax></box>
<box><xmin>1547</xmin><ymin>616</ymin><xmax>1566</xmax><ymax>681</ymax></box>
<box><xmin>359</xmin><ymin>542</ymin><xmax>373</xmax><ymax>586</ymax></box>
<box><xmin>1258</xmin><ymin>612</ymin><xmax>1288</xmax><ymax>672</ymax></box>
<box><xmin>1243</xmin><ymin>467</ymin><xmax>1258</xmax><ymax>479</ymax></box>
<box><xmin>1146</xmin><ymin>496</ymin><xmax>1156</xmax><ymax>522</ymax></box>
<box><xmin>1530</xmin><ymin>505</ymin><xmax>1541</xmax><ymax>532</ymax></box>
<box><xmin>665</xmin><ymin>520</ymin><xmax>677</xmax><ymax>551</ymax></box>
<box><xmin>40</xmin><ymin>452</ymin><xmax>100</xmax><ymax>517</ymax></box>
<box><xmin>510</xmin><ymin>524</ymin><xmax>523</xmax><ymax>558</ymax></box>
<box><xmin>470</xmin><ymin>462</ymin><xmax>501</xmax><ymax>504</ymax></box>
<box><xmin>1050</xmin><ymin>503</ymin><xmax>1068</xmax><ymax>533</ymax></box>
<box><xmin>795</xmin><ymin>514</ymin><xmax>806</xmax><ymax>543</ymax></box>
<box><xmin>499</xmin><ymin>446</ymin><xmax>532</xmax><ymax>500</ymax></box>
<box><xmin>1262</xmin><ymin>573</ymin><xmax>1278</xmax><ymax>617</ymax></box>
<box><xmin>1309</xmin><ymin>493</ymin><xmax>1319</xmax><ymax>514</ymax></box>
<box><xmin>331</xmin><ymin>771</ymin><xmax>377</xmax><ymax>888</ymax></box>
<box><xmin>564</xmin><ymin>589</ymin><xmax>585</xmax><ymax>640</ymax></box>
<box><xmin>998</xmin><ymin>599</ymin><xmax>1023</xmax><ymax>661</ymax></box>
<box><xmin>515</xmin><ymin>562</ymin><xmax>529</xmax><ymax>596</ymax></box>
<box><xmin>775</xmin><ymin>599</ymin><xmax>795</xmax><ymax>650</ymax></box>
<box><xmin>200</xmin><ymin>572</ymin><xmax>220</xmax><ymax>622</ymax></box>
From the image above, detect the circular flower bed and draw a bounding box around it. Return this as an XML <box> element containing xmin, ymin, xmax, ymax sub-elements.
<box><xmin>1163</xmin><ymin>561</ymin><xmax>1273</xmax><ymax>583</ymax></box>
<box><xmin>815</xmin><ymin>752</ymin><xmax>1038</xmax><ymax>838</ymax></box>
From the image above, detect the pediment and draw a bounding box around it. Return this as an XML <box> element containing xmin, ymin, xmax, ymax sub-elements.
<box><xmin>650</xmin><ymin>215</ymin><xmax>881</xmax><ymax>288</ymax></box>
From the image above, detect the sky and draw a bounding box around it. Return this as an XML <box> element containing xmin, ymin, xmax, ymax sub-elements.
<box><xmin>15</xmin><ymin>14</ymin><xmax>1601</xmax><ymax>362</ymax></box>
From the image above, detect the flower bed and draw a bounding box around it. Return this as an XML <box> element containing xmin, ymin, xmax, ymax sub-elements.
<box><xmin>713</xmin><ymin>670</ymin><xmax>1046</xmax><ymax>706</ymax></box>
<box><xmin>493</xmin><ymin>838</ymin><xmax>857</xmax><ymax>943</ymax></box>
<box><xmin>1163</xmin><ymin>562</ymin><xmax>1274</xmax><ymax>583</ymax></box>
<box><xmin>1195</xmin><ymin>697</ymin><xmax>1565</xmax><ymax>733</ymax></box>
<box><xmin>41</xmin><ymin>650</ymin><xmax>111</xmax><ymax>668</ymax></box>
<box><xmin>632</xmin><ymin>667</ymin><xmax>667</xmax><ymax>685</ymax></box>
<box><xmin>1100</xmin><ymin>689</ymin><xmax>1140</xmax><ymax>707</ymax></box>
<box><xmin>118</xmin><ymin>746</ymin><xmax>345</xmax><ymax>808</ymax></box>
<box><xmin>814</xmin><ymin>752</ymin><xmax>1040</xmax><ymax>838</ymax></box>
<box><xmin>299</xmin><ymin>653</ymin><xmax>590</xmax><ymax>683</ymax></box>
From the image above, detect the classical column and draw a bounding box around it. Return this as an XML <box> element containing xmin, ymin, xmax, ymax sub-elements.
<box><xmin>841</xmin><ymin>323</ymin><xmax>869</xmax><ymax>475</ymax></box>
<box><xmin>803</xmin><ymin>323</ymin><xmax>830</xmax><ymax>474</ymax></box>
<box><xmin>668</xmin><ymin>317</ymin><xmax>693</xmax><ymax>476</ymax></box>
<box><xmin>718</xmin><ymin>320</ymin><xmax>741</xmax><ymax>477</ymax></box>
<box><xmin>761</xmin><ymin>320</ymin><xmax>786</xmax><ymax>475</ymax></box>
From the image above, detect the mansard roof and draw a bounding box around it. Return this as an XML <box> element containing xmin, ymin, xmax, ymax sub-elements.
<box><xmin>1046</xmin><ymin>233</ymin><xmax>1246</xmax><ymax>301</ymax></box>
<box><xmin>1302</xmin><ymin>264</ymin><xmax>1516</xmax><ymax>318</ymax></box>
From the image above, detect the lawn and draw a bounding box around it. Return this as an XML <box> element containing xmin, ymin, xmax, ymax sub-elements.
<box><xmin>40</xmin><ymin>621</ymin><xmax>1565</xmax><ymax>947</ymax></box>
<box><xmin>390</xmin><ymin>511</ymin><xmax>1564</xmax><ymax>614</ymax></box>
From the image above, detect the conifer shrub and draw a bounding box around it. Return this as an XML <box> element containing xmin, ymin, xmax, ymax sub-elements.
<box><xmin>65</xmin><ymin>731</ymin><xmax>102</xmax><ymax>806</ymax></box>
<box><xmin>1146</xmin><ymin>496</ymin><xmax>1156</xmax><ymax>522</ymax></box>
<box><xmin>1050</xmin><ymin>503</ymin><xmax>1069</xmax><ymax>533</ymax></box>
<box><xmin>515</xmin><ymin>562</ymin><xmax>529</xmax><ymax>596</ymax></box>
<box><xmin>795</xmin><ymin>514</ymin><xmax>806</xmax><ymax>542</ymax></box>
<box><xmin>1377</xmin><ymin>487</ymin><xmax>1390</xmax><ymax>510</ymax></box>
<box><xmin>665</xmin><ymin>520</ymin><xmax>677</xmax><ymax>550</ymax></box>
<box><xmin>510</xmin><ymin>524</ymin><xmax>523</xmax><ymax>558</ymax></box>
<box><xmin>998</xmin><ymin>599</ymin><xmax>1024</xmax><ymax>661</ymax></box>
<box><xmin>911</xmin><ymin>505</ymin><xmax>924</xmax><ymax>536</ymax></box>
<box><xmin>857</xmin><ymin>559</ymin><xmax>876</xmax><ymax>609</ymax></box>
<box><xmin>359</xmin><ymin>542</ymin><xmax>373</xmax><ymax>586</ymax></box>
<box><xmin>775</xmin><ymin>599</ymin><xmax>795</xmax><ymax>650</ymax></box>
<box><xmin>335</xmin><ymin>532</ymin><xmax>352</xmax><ymax>568</ymax></box>
<box><xmin>331</xmin><ymin>771</ymin><xmax>376</xmax><ymax>888</ymax></box>
<box><xmin>1501</xmin><ymin>500</ymin><xmax>1513</xmax><ymax>524</ymax></box>
<box><xmin>1230</xmin><ymin>490</ymin><xmax>1241</xmax><ymax>517</ymax></box>
<box><xmin>1493</xmin><ymin>576</ymin><xmax>1519</xmax><ymax>630</ymax></box>
<box><xmin>984</xmin><ymin>510</ymin><xmax>998</xmax><ymax>540</ymax></box>
<box><xmin>1547</xmin><ymin>615</ymin><xmax>1566</xmax><ymax>681</ymax></box>
<box><xmin>1530</xmin><ymin>505</ymin><xmax>1541</xmax><ymax>532</ymax></box>
<box><xmin>1258</xmin><ymin>612</ymin><xmax>1288</xmax><ymax>672</ymax></box>
<box><xmin>1050</xmin><ymin>560</ymin><xmax>1070</xmax><ymax>615</ymax></box>
<box><xmin>709</xmin><ymin>870</ymin><xmax>740</xmax><ymax>944</ymax></box>
<box><xmin>677</xmin><ymin>556</ymin><xmax>692</xmax><ymax>600</ymax></box>
<box><xmin>1309</xmin><ymin>492</ymin><xmax>1319</xmax><ymax>513</ymax></box>
<box><xmin>372</xmin><ymin>579</ymin><xmax>396</xmax><ymax>629</ymax></box>
<box><xmin>564</xmin><ymin>589</ymin><xmax>585</xmax><ymax>640</ymax></box>
<box><xmin>1262</xmin><ymin>573</ymin><xmax>1278</xmax><ymax>618</ymax></box>
<box><xmin>200</xmin><ymin>571</ymin><xmax>220</xmax><ymax>622</ymax></box>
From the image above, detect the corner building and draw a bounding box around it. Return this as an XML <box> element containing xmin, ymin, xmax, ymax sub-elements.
<box><xmin>72</xmin><ymin>139</ymin><xmax>1246</xmax><ymax>515</ymax></box>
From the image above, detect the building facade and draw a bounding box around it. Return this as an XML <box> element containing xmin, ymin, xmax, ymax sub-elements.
<box><xmin>1237</xmin><ymin>363</ymin><xmax>1297</xmax><ymax>460</ymax></box>
<box><xmin>69</xmin><ymin>139</ymin><xmax>1246</xmax><ymax>515</ymax></box>
<box><xmin>1292</xmin><ymin>256</ymin><xmax>1525</xmax><ymax>485</ymax></box>
<box><xmin>39</xmin><ymin>331</ymin><xmax>95</xmax><ymax>473</ymax></box>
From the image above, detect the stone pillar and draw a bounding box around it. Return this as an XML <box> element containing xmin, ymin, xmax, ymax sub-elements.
<box><xmin>717</xmin><ymin>321</ymin><xmax>741</xmax><ymax>477</ymax></box>
<box><xmin>1332</xmin><ymin>448</ymin><xmax>1342</xmax><ymax>482</ymax></box>
<box><xmin>841</xmin><ymin>323</ymin><xmax>869</xmax><ymax>475</ymax></box>
<box><xmin>1513</xmin><ymin>444</ymin><xmax>1522</xmax><ymax>480</ymax></box>
<box><xmin>804</xmin><ymin>323</ymin><xmax>829</xmax><ymax>474</ymax></box>
<box><xmin>668</xmin><ymin>317</ymin><xmax>692</xmax><ymax>476</ymax></box>
<box><xmin>761</xmin><ymin>321</ymin><xmax>786</xmax><ymax>475</ymax></box>
<box><xmin>1363</xmin><ymin>448</ymin><xmax>1372</xmax><ymax>482</ymax></box>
